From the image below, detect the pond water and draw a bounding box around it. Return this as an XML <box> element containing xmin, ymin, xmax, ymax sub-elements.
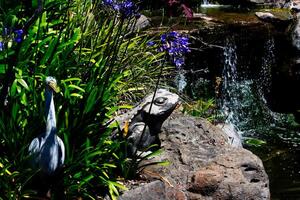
<box><xmin>173</xmin><ymin>6</ymin><xmax>300</xmax><ymax>199</ymax></box>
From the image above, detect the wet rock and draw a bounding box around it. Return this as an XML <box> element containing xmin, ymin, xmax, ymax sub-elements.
<box><xmin>119</xmin><ymin>112</ymin><xmax>270</xmax><ymax>200</ymax></box>
<box><xmin>292</xmin><ymin>13</ymin><xmax>300</xmax><ymax>50</ymax></box>
<box><xmin>245</xmin><ymin>0</ymin><xmax>265</xmax><ymax>4</ymax></box>
<box><xmin>291</xmin><ymin>1</ymin><xmax>300</xmax><ymax>12</ymax></box>
<box><xmin>127</xmin><ymin>15</ymin><xmax>151</xmax><ymax>35</ymax></box>
<box><xmin>216</xmin><ymin>123</ymin><xmax>243</xmax><ymax>148</ymax></box>
<box><xmin>256</xmin><ymin>12</ymin><xmax>277</xmax><ymax>21</ymax></box>
<box><xmin>217</xmin><ymin>0</ymin><xmax>286</xmax><ymax>6</ymax></box>
<box><xmin>133</xmin><ymin>15</ymin><xmax>151</xmax><ymax>31</ymax></box>
<box><xmin>255</xmin><ymin>10</ymin><xmax>294</xmax><ymax>25</ymax></box>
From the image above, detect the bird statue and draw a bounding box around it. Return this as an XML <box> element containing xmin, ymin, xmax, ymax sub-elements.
<box><xmin>28</xmin><ymin>76</ymin><xmax>65</xmax><ymax>197</ymax></box>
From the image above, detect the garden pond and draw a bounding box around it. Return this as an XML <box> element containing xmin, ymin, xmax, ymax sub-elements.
<box><xmin>156</xmin><ymin>5</ymin><xmax>300</xmax><ymax>199</ymax></box>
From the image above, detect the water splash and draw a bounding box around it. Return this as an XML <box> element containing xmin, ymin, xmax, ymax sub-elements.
<box><xmin>175</xmin><ymin>70</ymin><xmax>187</xmax><ymax>92</ymax></box>
<box><xmin>258</xmin><ymin>37</ymin><xmax>275</xmax><ymax>97</ymax></box>
<box><xmin>221</xmin><ymin>37</ymin><xmax>239</xmax><ymax>125</ymax></box>
<box><xmin>220</xmin><ymin>36</ymin><xmax>300</xmax><ymax>146</ymax></box>
<box><xmin>221</xmin><ymin>37</ymin><xmax>274</xmax><ymax>137</ymax></box>
<box><xmin>200</xmin><ymin>0</ymin><xmax>223</xmax><ymax>8</ymax></box>
<box><xmin>202</xmin><ymin>0</ymin><xmax>210</xmax><ymax>5</ymax></box>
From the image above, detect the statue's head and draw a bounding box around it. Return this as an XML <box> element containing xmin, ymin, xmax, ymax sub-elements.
<box><xmin>46</xmin><ymin>76</ymin><xmax>60</xmax><ymax>93</ymax></box>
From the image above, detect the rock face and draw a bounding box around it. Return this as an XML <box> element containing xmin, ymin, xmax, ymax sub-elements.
<box><xmin>216</xmin><ymin>0</ymin><xmax>290</xmax><ymax>6</ymax></box>
<box><xmin>119</xmin><ymin>112</ymin><xmax>270</xmax><ymax>200</ymax></box>
<box><xmin>255</xmin><ymin>11</ymin><xmax>293</xmax><ymax>24</ymax></box>
<box><xmin>292</xmin><ymin>13</ymin><xmax>300</xmax><ymax>50</ymax></box>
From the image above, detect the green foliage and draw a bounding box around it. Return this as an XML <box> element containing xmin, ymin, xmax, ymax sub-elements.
<box><xmin>117</xmin><ymin>144</ymin><xmax>170</xmax><ymax>179</ymax></box>
<box><xmin>182</xmin><ymin>98</ymin><xmax>218</xmax><ymax>121</ymax></box>
<box><xmin>0</xmin><ymin>0</ymin><xmax>166</xmax><ymax>198</ymax></box>
<box><xmin>244</xmin><ymin>137</ymin><xmax>266</xmax><ymax>147</ymax></box>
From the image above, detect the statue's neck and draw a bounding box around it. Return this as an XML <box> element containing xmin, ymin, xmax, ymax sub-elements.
<box><xmin>45</xmin><ymin>88</ymin><xmax>56</xmax><ymax>136</ymax></box>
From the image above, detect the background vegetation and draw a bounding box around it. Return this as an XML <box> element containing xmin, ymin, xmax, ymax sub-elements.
<box><xmin>0</xmin><ymin>0</ymin><xmax>172</xmax><ymax>199</ymax></box>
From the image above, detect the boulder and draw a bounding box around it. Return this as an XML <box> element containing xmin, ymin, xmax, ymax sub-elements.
<box><xmin>291</xmin><ymin>0</ymin><xmax>300</xmax><ymax>12</ymax></box>
<box><xmin>118</xmin><ymin>112</ymin><xmax>270</xmax><ymax>200</ymax></box>
<box><xmin>255</xmin><ymin>10</ymin><xmax>294</xmax><ymax>25</ymax></box>
<box><xmin>292</xmin><ymin>13</ymin><xmax>300</xmax><ymax>50</ymax></box>
<box><xmin>216</xmin><ymin>0</ymin><xmax>287</xmax><ymax>6</ymax></box>
<box><xmin>133</xmin><ymin>15</ymin><xmax>151</xmax><ymax>31</ymax></box>
<box><xmin>216</xmin><ymin>123</ymin><xmax>243</xmax><ymax>147</ymax></box>
<box><xmin>255</xmin><ymin>12</ymin><xmax>277</xmax><ymax>21</ymax></box>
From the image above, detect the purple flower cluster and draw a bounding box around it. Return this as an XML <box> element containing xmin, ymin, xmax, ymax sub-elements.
<box><xmin>14</xmin><ymin>29</ymin><xmax>24</xmax><ymax>43</ymax></box>
<box><xmin>103</xmin><ymin>0</ymin><xmax>139</xmax><ymax>18</ymax></box>
<box><xmin>148</xmin><ymin>31</ymin><xmax>190</xmax><ymax>68</ymax></box>
<box><xmin>0</xmin><ymin>28</ymin><xmax>24</xmax><ymax>50</ymax></box>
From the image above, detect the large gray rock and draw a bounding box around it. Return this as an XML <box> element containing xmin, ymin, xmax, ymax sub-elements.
<box><xmin>132</xmin><ymin>15</ymin><xmax>151</xmax><ymax>31</ymax></box>
<box><xmin>292</xmin><ymin>13</ymin><xmax>300</xmax><ymax>50</ymax></box>
<box><xmin>119</xmin><ymin>112</ymin><xmax>270</xmax><ymax>200</ymax></box>
<box><xmin>217</xmin><ymin>0</ymin><xmax>288</xmax><ymax>6</ymax></box>
<box><xmin>255</xmin><ymin>10</ymin><xmax>294</xmax><ymax>25</ymax></box>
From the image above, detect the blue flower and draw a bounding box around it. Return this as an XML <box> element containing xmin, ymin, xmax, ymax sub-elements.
<box><xmin>14</xmin><ymin>29</ymin><xmax>24</xmax><ymax>43</ymax></box>
<box><xmin>0</xmin><ymin>42</ymin><xmax>4</xmax><ymax>51</ymax></box>
<box><xmin>147</xmin><ymin>31</ymin><xmax>190</xmax><ymax>68</ymax></box>
<box><xmin>103</xmin><ymin>0</ymin><xmax>139</xmax><ymax>18</ymax></box>
<box><xmin>103</xmin><ymin>0</ymin><xmax>113</xmax><ymax>5</ymax></box>
<box><xmin>174</xmin><ymin>57</ymin><xmax>184</xmax><ymax>68</ymax></box>
<box><xmin>158</xmin><ymin>31</ymin><xmax>190</xmax><ymax>68</ymax></box>
<box><xmin>147</xmin><ymin>41</ymin><xmax>156</xmax><ymax>46</ymax></box>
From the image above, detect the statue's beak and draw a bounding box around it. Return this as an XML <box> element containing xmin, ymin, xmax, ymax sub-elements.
<box><xmin>49</xmin><ymin>81</ymin><xmax>60</xmax><ymax>93</ymax></box>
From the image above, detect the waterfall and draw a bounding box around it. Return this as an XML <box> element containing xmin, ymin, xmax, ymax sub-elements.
<box><xmin>258</xmin><ymin>37</ymin><xmax>275</xmax><ymax>97</ymax></box>
<box><xmin>175</xmin><ymin>70</ymin><xmax>187</xmax><ymax>92</ymax></box>
<box><xmin>202</xmin><ymin>0</ymin><xmax>210</xmax><ymax>5</ymax></box>
<box><xmin>221</xmin><ymin>37</ymin><xmax>239</xmax><ymax>125</ymax></box>
<box><xmin>221</xmin><ymin>37</ymin><xmax>273</xmax><ymax>138</ymax></box>
<box><xmin>219</xmin><ymin>37</ymin><xmax>244</xmax><ymax>146</ymax></box>
<box><xmin>220</xmin><ymin>36</ymin><xmax>299</xmax><ymax>145</ymax></box>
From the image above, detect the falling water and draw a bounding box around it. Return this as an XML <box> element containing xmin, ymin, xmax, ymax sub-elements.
<box><xmin>221</xmin><ymin>37</ymin><xmax>275</xmax><ymax>138</ymax></box>
<box><xmin>220</xmin><ymin>36</ymin><xmax>300</xmax><ymax>145</ymax></box>
<box><xmin>221</xmin><ymin>37</ymin><xmax>240</xmax><ymax>126</ymax></box>
<box><xmin>258</xmin><ymin>37</ymin><xmax>275</xmax><ymax>97</ymax></box>
<box><xmin>202</xmin><ymin>0</ymin><xmax>210</xmax><ymax>5</ymax></box>
<box><xmin>175</xmin><ymin>70</ymin><xmax>187</xmax><ymax>92</ymax></box>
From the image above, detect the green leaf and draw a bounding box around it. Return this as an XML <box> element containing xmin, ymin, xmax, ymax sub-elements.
<box><xmin>12</xmin><ymin>103</ymin><xmax>20</xmax><ymax>121</ymax></box>
<box><xmin>32</xmin><ymin>0</ymin><xmax>38</xmax><ymax>8</ymax></box>
<box><xmin>17</xmin><ymin>79</ymin><xmax>29</xmax><ymax>91</ymax></box>
<box><xmin>70</xmin><ymin>93</ymin><xmax>83</xmax><ymax>98</ymax></box>
<box><xmin>86</xmin><ymin>150</ymin><xmax>103</xmax><ymax>159</ymax></box>
<box><xmin>21</xmin><ymin>92</ymin><xmax>28</xmax><ymax>106</ymax></box>
<box><xmin>79</xmin><ymin>175</ymin><xmax>94</xmax><ymax>187</ymax></box>
<box><xmin>84</xmin><ymin>88</ymin><xmax>98</xmax><ymax>114</ymax></box>
<box><xmin>0</xmin><ymin>64</ymin><xmax>5</xmax><ymax>74</ymax></box>
<box><xmin>110</xmin><ymin>181</ymin><xmax>127</xmax><ymax>191</ymax></box>
<box><xmin>245</xmin><ymin>138</ymin><xmax>266</xmax><ymax>147</ymax></box>
<box><xmin>10</xmin><ymin>80</ymin><xmax>18</xmax><ymax>97</ymax></box>
<box><xmin>102</xmin><ymin>163</ymin><xmax>117</xmax><ymax>168</ymax></box>
<box><xmin>68</xmin><ymin>84</ymin><xmax>85</xmax><ymax>92</ymax></box>
<box><xmin>62</xmin><ymin>78</ymin><xmax>82</xmax><ymax>82</ymax></box>
<box><xmin>40</xmin><ymin>37</ymin><xmax>58</xmax><ymax>65</ymax></box>
<box><xmin>73</xmin><ymin>172</ymin><xmax>82</xmax><ymax>179</ymax></box>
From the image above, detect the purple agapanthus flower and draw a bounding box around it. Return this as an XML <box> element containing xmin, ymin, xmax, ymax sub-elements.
<box><xmin>14</xmin><ymin>29</ymin><xmax>24</xmax><ymax>43</ymax></box>
<box><xmin>0</xmin><ymin>42</ymin><xmax>4</xmax><ymax>51</ymax></box>
<box><xmin>147</xmin><ymin>41</ymin><xmax>156</xmax><ymax>46</ymax></box>
<box><xmin>103</xmin><ymin>0</ymin><xmax>139</xmax><ymax>18</ymax></box>
<box><xmin>148</xmin><ymin>31</ymin><xmax>190</xmax><ymax>68</ymax></box>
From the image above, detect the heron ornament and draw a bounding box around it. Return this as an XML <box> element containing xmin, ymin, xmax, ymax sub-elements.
<box><xmin>29</xmin><ymin>76</ymin><xmax>65</xmax><ymax>175</ymax></box>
